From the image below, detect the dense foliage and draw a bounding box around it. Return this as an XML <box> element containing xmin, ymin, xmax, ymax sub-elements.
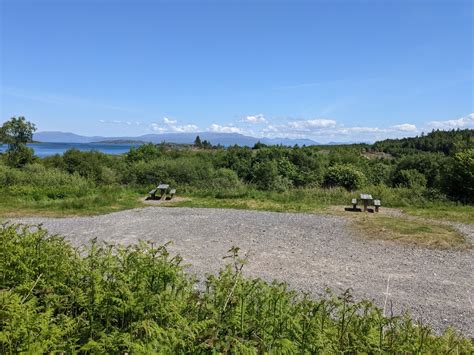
<box><xmin>0</xmin><ymin>117</ymin><xmax>36</xmax><ymax>168</ymax></box>
<box><xmin>1</xmin><ymin>127</ymin><xmax>473</xmax><ymax>206</ymax></box>
<box><xmin>1</xmin><ymin>224</ymin><xmax>472</xmax><ymax>353</ymax></box>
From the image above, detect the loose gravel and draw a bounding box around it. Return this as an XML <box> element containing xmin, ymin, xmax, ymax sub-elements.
<box><xmin>10</xmin><ymin>207</ymin><xmax>474</xmax><ymax>336</ymax></box>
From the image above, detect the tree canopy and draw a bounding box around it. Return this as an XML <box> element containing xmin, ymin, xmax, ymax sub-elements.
<box><xmin>0</xmin><ymin>116</ymin><xmax>36</xmax><ymax>146</ymax></box>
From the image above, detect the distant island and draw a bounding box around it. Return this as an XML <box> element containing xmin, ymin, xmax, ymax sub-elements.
<box><xmin>33</xmin><ymin>131</ymin><xmax>321</xmax><ymax>146</ymax></box>
<box><xmin>92</xmin><ymin>139</ymin><xmax>146</xmax><ymax>144</ymax></box>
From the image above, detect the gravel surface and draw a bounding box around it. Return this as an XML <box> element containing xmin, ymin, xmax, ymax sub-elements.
<box><xmin>10</xmin><ymin>207</ymin><xmax>474</xmax><ymax>336</ymax></box>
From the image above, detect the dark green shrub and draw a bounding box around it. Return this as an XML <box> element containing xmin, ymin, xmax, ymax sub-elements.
<box><xmin>446</xmin><ymin>148</ymin><xmax>474</xmax><ymax>203</ymax></box>
<box><xmin>210</xmin><ymin>168</ymin><xmax>242</xmax><ymax>190</ymax></box>
<box><xmin>126</xmin><ymin>143</ymin><xmax>164</xmax><ymax>162</ymax></box>
<box><xmin>4</xmin><ymin>144</ymin><xmax>35</xmax><ymax>168</ymax></box>
<box><xmin>392</xmin><ymin>169</ymin><xmax>427</xmax><ymax>189</ymax></box>
<box><xmin>252</xmin><ymin>160</ymin><xmax>292</xmax><ymax>192</ymax></box>
<box><xmin>324</xmin><ymin>164</ymin><xmax>366</xmax><ymax>191</ymax></box>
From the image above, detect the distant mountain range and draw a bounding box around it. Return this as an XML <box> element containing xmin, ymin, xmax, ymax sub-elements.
<box><xmin>33</xmin><ymin>131</ymin><xmax>320</xmax><ymax>146</ymax></box>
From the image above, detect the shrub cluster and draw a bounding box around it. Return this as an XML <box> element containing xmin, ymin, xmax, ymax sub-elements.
<box><xmin>1</xmin><ymin>128</ymin><xmax>473</xmax><ymax>204</ymax></box>
<box><xmin>1</xmin><ymin>224</ymin><xmax>472</xmax><ymax>353</ymax></box>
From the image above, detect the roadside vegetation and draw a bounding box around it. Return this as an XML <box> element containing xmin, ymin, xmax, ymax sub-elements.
<box><xmin>1</xmin><ymin>117</ymin><xmax>473</xmax><ymax>224</ymax></box>
<box><xmin>1</xmin><ymin>224</ymin><xmax>472</xmax><ymax>353</ymax></box>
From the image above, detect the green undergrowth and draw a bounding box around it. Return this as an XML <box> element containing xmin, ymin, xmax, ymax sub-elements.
<box><xmin>0</xmin><ymin>186</ymin><xmax>144</xmax><ymax>216</ymax></box>
<box><xmin>1</xmin><ymin>224</ymin><xmax>472</xmax><ymax>353</ymax></box>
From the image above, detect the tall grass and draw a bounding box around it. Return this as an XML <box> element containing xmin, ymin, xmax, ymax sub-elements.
<box><xmin>1</xmin><ymin>224</ymin><xmax>472</xmax><ymax>353</ymax></box>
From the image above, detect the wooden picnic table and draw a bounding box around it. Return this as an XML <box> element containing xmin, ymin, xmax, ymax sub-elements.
<box><xmin>346</xmin><ymin>194</ymin><xmax>381</xmax><ymax>213</ymax></box>
<box><xmin>148</xmin><ymin>183</ymin><xmax>177</xmax><ymax>200</ymax></box>
<box><xmin>156</xmin><ymin>184</ymin><xmax>169</xmax><ymax>200</ymax></box>
<box><xmin>359</xmin><ymin>194</ymin><xmax>373</xmax><ymax>212</ymax></box>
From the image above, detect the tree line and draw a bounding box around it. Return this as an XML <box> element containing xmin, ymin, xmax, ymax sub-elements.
<box><xmin>1</xmin><ymin>116</ymin><xmax>473</xmax><ymax>203</ymax></box>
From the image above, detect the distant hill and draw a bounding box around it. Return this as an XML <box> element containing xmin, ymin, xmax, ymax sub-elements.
<box><xmin>92</xmin><ymin>139</ymin><xmax>147</xmax><ymax>144</ymax></box>
<box><xmin>34</xmin><ymin>131</ymin><xmax>319</xmax><ymax>147</ymax></box>
<box><xmin>33</xmin><ymin>132</ymin><xmax>104</xmax><ymax>143</ymax></box>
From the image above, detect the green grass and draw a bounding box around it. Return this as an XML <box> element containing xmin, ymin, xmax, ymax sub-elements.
<box><xmin>172</xmin><ymin>188</ymin><xmax>356</xmax><ymax>213</ymax></box>
<box><xmin>0</xmin><ymin>187</ymin><xmax>145</xmax><ymax>217</ymax></box>
<box><xmin>173</xmin><ymin>188</ymin><xmax>474</xmax><ymax>225</ymax></box>
<box><xmin>352</xmin><ymin>214</ymin><xmax>468</xmax><ymax>249</ymax></box>
<box><xmin>1</xmin><ymin>184</ymin><xmax>472</xmax><ymax>227</ymax></box>
<box><xmin>402</xmin><ymin>205</ymin><xmax>474</xmax><ymax>224</ymax></box>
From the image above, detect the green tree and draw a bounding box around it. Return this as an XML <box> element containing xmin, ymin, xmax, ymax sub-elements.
<box><xmin>202</xmin><ymin>139</ymin><xmax>212</xmax><ymax>149</ymax></box>
<box><xmin>447</xmin><ymin>148</ymin><xmax>474</xmax><ymax>202</ymax></box>
<box><xmin>392</xmin><ymin>169</ymin><xmax>427</xmax><ymax>189</ymax></box>
<box><xmin>0</xmin><ymin>117</ymin><xmax>36</xmax><ymax>167</ymax></box>
<box><xmin>126</xmin><ymin>143</ymin><xmax>164</xmax><ymax>162</ymax></box>
<box><xmin>194</xmin><ymin>135</ymin><xmax>202</xmax><ymax>147</ymax></box>
<box><xmin>252</xmin><ymin>160</ymin><xmax>292</xmax><ymax>191</ymax></box>
<box><xmin>323</xmin><ymin>164</ymin><xmax>366</xmax><ymax>191</ymax></box>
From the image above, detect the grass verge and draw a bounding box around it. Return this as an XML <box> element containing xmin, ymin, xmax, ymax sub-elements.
<box><xmin>0</xmin><ymin>187</ymin><xmax>144</xmax><ymax>217</ymax></box>
<box><xmin>352</xmin><ymin>214</ymin><xmax>468</xmax><ymax>249</ymax></box>
<box><xmin>172</xmin><ymin>189</ymin><xmax>474</xmax><ymax>225</ymax></box>
<box><xmin>402</xmin><ymin>205</ymin><xmax>474</xmax><ymax>225</ymax></box>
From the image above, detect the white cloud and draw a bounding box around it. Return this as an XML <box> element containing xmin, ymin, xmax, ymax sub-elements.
<box><xmin>427</xmin><ymin>113</ymin><xmax>474</xmax><ymax>129</ymax></box>
<box><xmin>159</xmin><ymin>117</ymin><xmax>199</xmax><ymax>133</ymax></box>
<box><xmin>207</xmin><ymin>124</ymin><xmax>244</xmax><ymax>134</ymax></box>
<box><xmin>99</xmin><ymin>119</ymin><xmax>141</xmax><ymax>126</ymax></box>
<box><xmin>391</xmin><ymin>123</ymin><xmax>417</xmax><ymax>132</ymax></box>
<box><xmin>171</xmin><ymin>124</ymin><xmax>199</xmax><ymax>133</ymax></box>
<box><xmin>241</xmin><ymin>114</ymin><xmax>266</xmax><ymax>123</ymax></box>
<box><xmin>342</xmin><ymin>127</ymin><xmax>382</xmax><ymax>133</ymax></box>
<box><xmin>163</xmin><ymin>117</ymin><xmax>177</xmax><ymax>125</ymax></box>
<box><xmin>150</xmin><ymin>123</ymin><xmax>166</xmax><ymax>132</ymax></box>
<box><xmin>288</xmin><ymin>118</ymin><xmax>337</xmax><ymax>130</ymax></box>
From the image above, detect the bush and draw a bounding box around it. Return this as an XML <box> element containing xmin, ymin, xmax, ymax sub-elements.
<box><xmin>392</xmin><ymin>169</ymin><xmax>427</xmax><ymax>189</ymax></box>
<box><xmin>251</xmin><ymin>160</ymin><xmax>293</xmax><ymax>192</ymax></box>
<box><xmin>126</xmin><ymin>143</ymin><xmax>164</xmax><ymax>162</ymax></box>
<box><xmin>4</xmin><ymin>144</ymin><xmax>35</xmax><ymax>168</ymax></box>
<box><xmin>210</xmin><ymin>168</ymin><xmax>242</xmax><ymax>190</ymax></box>
<box><xmin>127</xmin><ymin>157</ymin><xmax>214</xmax><ymax>187</ymax></box>
<box><xmin>324</xmin><ymin>164</ymin><xmax>366</xmax><ymax>191</ymax></box>
<box><xmin>1</xmin><ymin>225</ymin><xmax>472</xmax><ymax>353</ymax></box>
<box><xmin>446</xmin><ymin>148</ymin><xmax>474</xmax><ymax>203</ymax></box>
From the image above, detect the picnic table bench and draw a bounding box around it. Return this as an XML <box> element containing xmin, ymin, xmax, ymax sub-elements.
<box><xmin>147</xmin><ymin>183</ymin><xmax>175</xmax><ymax>200</ymax></box>
<box><xmin>346</xmin><ymin>194</ymin><xmax>381</xmax><ymax>213</ymax></box>
<box><xmin>360</xmin><ymin>194</ymin><xmax>373</xmax><ymax>212</ymax></box>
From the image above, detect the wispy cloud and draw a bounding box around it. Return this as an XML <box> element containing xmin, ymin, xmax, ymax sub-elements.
<box><xmin>240</xmin><ymin>114</ymin><xmax>266</xmax><ymax>124</ymax></box>
<box><xmin>273</xmin><ymin>77</ymin><xmax>382</xmax><ymax>91</ymax></box>
<box><xmin>3</xmin><ymin>87</ymin><xmax>141</xmax><ymax>114</ymax></box>
<box><xmin>149</xmin><ymin>117</ymin><xmax>199</xmax><ymax>133</ymax></box>
<box><xmin>427</xmin><ymin>113</ymin><xmax>474</xmax><ymax>129</ymax></box>
<box><xmin>256</xmin><ymin>116</ymin><xmax>422</xmax><ymax>142</ymax></box>
<box><xmin>391</xmin><ymin>123</ymin><xmax>417</xmax><ymax>132</ymax></box>
<box><xmin>99</xmin><ymin>120</ymin><xmax>142</xmax><ymax>126</ymax></box>
<box><xmin>288</xmin><ymin>119</ymin><xmax>337</xmax><ymax>131</ymax></box>
<box><xmin>207</xmin><ymin>124</ymin><xmax>245</xmax><ymax>134</ymax></box>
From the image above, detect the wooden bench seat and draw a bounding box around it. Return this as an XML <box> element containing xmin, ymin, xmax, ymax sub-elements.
<box><xmin>374</xmin><ymin>199</ymin><xmax>381</xmax><ymax>212</ymax></box>
<box><xmin>166</xmin><ymin>189</ymin><xmax>176</xmax><ymax>200</ymax></box>
<box><xmin>148</xmin><ymin>189</ymin><xmax>158</xmax><ymax>199</ymax></box>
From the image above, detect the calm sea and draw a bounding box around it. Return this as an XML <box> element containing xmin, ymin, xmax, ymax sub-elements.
<box><xmin>0</xmin><ymin>143</ymin><xmax>140</xmax><ymax>158</ymax></box>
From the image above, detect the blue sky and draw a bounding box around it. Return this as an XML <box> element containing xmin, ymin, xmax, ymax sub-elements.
<box><xmin>1</xmin><ymin>0</ymin><xmax>473</xmax><ymax>142</ymax></box>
